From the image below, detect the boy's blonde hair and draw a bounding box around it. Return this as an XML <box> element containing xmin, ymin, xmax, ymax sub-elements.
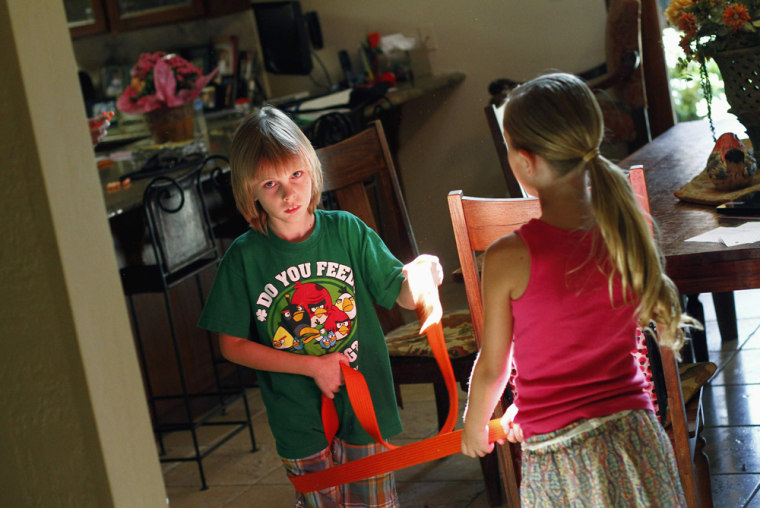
<box><xmin>503</xmin><ymin>72</ymin><xmax>693</xmax><ymax>350</ymax></box>
<box><xmin>229</xmin><ymin>106</ymin><xmax>323</xmax><ymax>234</ymax></box>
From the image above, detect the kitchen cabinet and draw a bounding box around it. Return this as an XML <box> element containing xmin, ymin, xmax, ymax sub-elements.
<box><xmin>65</xmin><ymin>0</ymin><xmax>249</xmax><ymax>38</ymax></box>
<box><xmin>103</xmin><ymin>0</ymin><xmax>205</xmax><ymax>32</ymax></box>
<box><xmin>65</xmin><ymin>0</ymin><xmax>108</xmax><ymax>38</ymax></box>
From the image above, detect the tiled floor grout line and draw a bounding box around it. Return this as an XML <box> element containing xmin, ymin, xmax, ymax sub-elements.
<box><xmin>703</xmin><ymin>423</ymin><xmax>760</xmax><ymax>428</ymax></box>
<box><xmin>710</xmin><ymin>350</ymin><xmax>741</xmax><ymax>379</ymax></box>
<box><xmin>742</xmin><ymin>483</ymin><xmax>760</xmax><ymax>508</ymax></box>
<box><xmin>739</xmin><ymin>324</ymin><xmax>760</xmax><ymax>349</ymax></box>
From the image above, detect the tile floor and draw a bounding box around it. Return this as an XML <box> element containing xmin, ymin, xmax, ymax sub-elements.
<box><xmin>160</xmin><ymin>289</ymin><xmax>760</xmax><ymax>508</ymax></box>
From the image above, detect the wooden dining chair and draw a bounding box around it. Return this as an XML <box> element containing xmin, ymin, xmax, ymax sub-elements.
<box><xmin>447</xmin><ymin>166</ymin><xmax>713</xmax><ymax>508</ymax></box>
<box><xmin>484</xmin><ymin>99</ymin><xmax>524</xmax><ymax>199</ymax></box>
<box><xmin>315</xmin><ymin>120</ymin><xmax>502</xmax><ymax>507</ymax></box>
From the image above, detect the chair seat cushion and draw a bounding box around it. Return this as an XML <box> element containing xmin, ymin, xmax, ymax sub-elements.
<box><xmin>679</xmin><ymin>361</ymin><xmax>717</xmax><ymax>406</ymax></box>
<box><xmin>663</xmin><ymin>361</ymin><xmax>717</xmax><ymax>428</ymax></box>
<box><xmin>385</xmin><ymin>310</ymin><xmax>477</xmax><ymax>359</ymax></box>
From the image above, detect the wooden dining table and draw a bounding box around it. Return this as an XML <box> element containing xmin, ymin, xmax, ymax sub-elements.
<box><xmin>620</xmin><ymin>118</ymin><xmax>760</xmax><ymax>360</ymax></box>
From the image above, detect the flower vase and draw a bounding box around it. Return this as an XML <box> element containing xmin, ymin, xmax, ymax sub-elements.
<box><xmin>713</xmin><ymin>45</ymin><xmax>760</xmax><ymax>152</ymax></box>
<box><xmin>144</xmin><ymin>102</ymin><xmax>194</xmax><ymax>144</ymax></box>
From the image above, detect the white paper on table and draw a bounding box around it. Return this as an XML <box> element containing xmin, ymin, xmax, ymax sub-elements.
<box><xmin>685</xmin><ymin>222</ymin><xmax>760</xmax><ymax>246</ymax></box>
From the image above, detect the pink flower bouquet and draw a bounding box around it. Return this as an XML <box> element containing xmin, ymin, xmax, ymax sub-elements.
<box><xmin>117</xmin><ymin>52</ymin><xmax>217</xmax><ymax>114</ymax></box>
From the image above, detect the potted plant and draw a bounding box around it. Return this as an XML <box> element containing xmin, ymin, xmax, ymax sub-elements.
<box><xmin>665</xmin><ymin>1</ymin><xmax>760</xmax><ymax>150</ymax></box>
<box><xmin>117</xmin><ymin>51</ymin><xmax>217</xmax><ymax>144</ymax></box>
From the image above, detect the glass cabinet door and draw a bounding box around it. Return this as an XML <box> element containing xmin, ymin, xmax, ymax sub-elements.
<box><xmin>104</xmin><ymin>0</ymin><xmax>204</xmax><ymax>32</ymax></box>
<box><xmin>64</xmin><ymin>0</ymin><xmax>108</xmax><ymax>38</ymax></box>
<box><xmin>114</xmin><ymin>0</ymin><xmax>197</xmax><ymax>16</ymax></box>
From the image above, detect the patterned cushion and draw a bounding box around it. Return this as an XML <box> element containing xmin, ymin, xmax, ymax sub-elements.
<box><xmin>679</xmin><ymin>361</ymin><xmax>717</xmax><ymax>405</ymax></box>
<box><xmin>385</xmin><ymin>309</ymin><xmax>477</xmax><ymax>359</ymax></box>
<box><xmin>663</xmin><ymin>361</ymin><xmax>717</xmax><ymax>428</ymax></box>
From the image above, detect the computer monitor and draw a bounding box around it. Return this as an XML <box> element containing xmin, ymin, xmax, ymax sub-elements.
<box><xmin>252</xmin><ymin>1</ymin><xmax>313</xmax><ymax>75</ymax></box>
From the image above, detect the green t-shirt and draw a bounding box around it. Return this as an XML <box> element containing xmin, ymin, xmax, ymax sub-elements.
<box><xmin>198</xmin><ymin>209</ymin><xmax>404</xmax><ymax>459</ymax></box>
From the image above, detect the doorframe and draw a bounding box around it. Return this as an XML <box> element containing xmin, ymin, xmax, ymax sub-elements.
<box><xmin>641</xmin><ymin>0</ymin><xmax>677</xmax><ymax>137</ymax></box>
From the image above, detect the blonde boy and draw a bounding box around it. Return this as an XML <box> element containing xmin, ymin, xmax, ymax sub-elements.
<box><xmin>199</xmin><ymin>106</ymin><xmax>441</xmax><ymax>507</ymax></box>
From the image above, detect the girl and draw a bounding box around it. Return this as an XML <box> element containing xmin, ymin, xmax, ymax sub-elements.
<box><xmin>460</xmin><ymin>73</ymin><xmax>692</xmax><ymax>506</ymax></box>
<box><xmin>199</xmin><ymin>106</ymin><xmax>442</xmax><ymax>507</ymax></box>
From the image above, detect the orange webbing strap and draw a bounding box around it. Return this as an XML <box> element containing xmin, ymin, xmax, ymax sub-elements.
<box><xmin>318</xmin><ymin>320</ymin><xmax>457</xmax><ymax>452</ymax></box>
<box><xmin>293</xmin><ymin>319</ymin><xmax>467</xmax><ymax>493</ymax></box>
<box><xmin>321</xmin><ymin>392</ymin><xmax>340</xmax><ymax>446</ymax></box>
<box><xmin>423</xmin><ymin>319</ymin><xmax>459</xmax><ymax>434</ymax></box>
<box><xmin>291</xmin><ymin>418</ymin><xmax>507</xmax><ymax>493</ymax></box>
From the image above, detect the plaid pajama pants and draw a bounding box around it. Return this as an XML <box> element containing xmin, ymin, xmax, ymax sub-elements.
<box><xmin>282</xmin><ymin>437</ymin><xmax>399</xmax><ymax>508</ymax></box>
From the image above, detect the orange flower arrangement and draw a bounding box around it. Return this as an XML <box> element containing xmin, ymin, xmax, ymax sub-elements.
<box><xmin>665</xmin><ymin>1</ymin><xmax>760</xmax><ymax>61</ymax></box>
<box><xmin>723</xmin><ymin>3</ymin><xmax>752</xmax><ymax>30</ymax></box>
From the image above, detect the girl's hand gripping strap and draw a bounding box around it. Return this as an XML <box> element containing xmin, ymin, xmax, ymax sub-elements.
<box><xmin>293</xmin><ymin>261</ymin><xmax>490</xmax><ymax>493</ymax></box>
<box><xmin>291</xmin><ymin>419</ymin><xmax>507</xmax><ymax>493</ymax></box>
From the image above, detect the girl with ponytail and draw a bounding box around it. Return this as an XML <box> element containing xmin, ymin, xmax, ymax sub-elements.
<box><xmin>461</xmin><ymin>73</ymin><xmax>692</xmax><ymax>506</ymax></box>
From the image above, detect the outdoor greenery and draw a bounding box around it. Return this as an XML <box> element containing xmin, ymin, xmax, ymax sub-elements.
<box><xmin>663</xmin><ymin>27</ymin><xmax>733</xmax><ymax>123</ymax></box>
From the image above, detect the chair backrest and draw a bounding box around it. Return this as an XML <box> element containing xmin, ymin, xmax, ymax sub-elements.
<box><xmin>204</xmin><ymin>154</ymin><xmax>233</xmax><ymax>221</ymax></box>
<box><xmin>446</xmin><ymin>165</ymin><xmax>700</xmax><ymax>506</ymax></box>
<box><xmin>483</xmin><ymin>102</ymin><xmax>525</xmax><ymax>199</ymax></box>
<box><xmin>143</xmin><ymin>163</ymin><xmax>218</xmax><ymax>276</ymax></box>
<box><xmin>304</xmin><ymin>111</ymin><xmax>357</xmax><ymax>149</ymax></box>
<box><xmin>448</xmin><ymin>166</ymin><xmax>651</xmax><ymax>343</ymax></box>
<box><xmin>316</xmin><ymin>119</ymin><xmax>418</xmax><ymax>331</ymax></box>
<box><xmin>447</xmin><ymin>193</ymin><xmax>539</xmax><ymax>345</ymax></box>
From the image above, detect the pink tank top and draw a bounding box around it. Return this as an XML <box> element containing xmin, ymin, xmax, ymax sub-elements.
<box><xmin>511</xmin><ymin>219</ymin><xmax>653</xmax><ymax>439</ymax></box>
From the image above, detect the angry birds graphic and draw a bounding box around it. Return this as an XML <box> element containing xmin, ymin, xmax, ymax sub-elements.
<box><xmin>324</xmin><ymin>309</ymin><xmax>352</xmax><ymax>341</ymax></box>
<box><xmin>291</xmin><ymin>282</ymin><xmax>333</xmax><ymax>326</ymax></box>
<box><xmin>335</xmin><ymin>287</ymin><xmax>357</xmax><ymax>319</ymax></box>
<box><xmin>272</xmin><ymin>296</ymin><xmax>320</xmax><ymax>350</ymax></box>
<box><xmin>266</xmin><ymin>279</ymin><xmax>359</xmax><ymax>355</ymax></box>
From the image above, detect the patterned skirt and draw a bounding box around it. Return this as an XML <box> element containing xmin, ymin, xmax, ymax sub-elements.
<box><xmin>520</xmin><ymin>409</ymin><xmax>686</xmax><ymax>507</ymax></box>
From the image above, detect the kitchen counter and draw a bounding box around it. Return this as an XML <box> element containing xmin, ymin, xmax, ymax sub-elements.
<box><xmin>98</xmin><ymin>71</ymin><xmax>466</xmax><ymax>219</ymax></box>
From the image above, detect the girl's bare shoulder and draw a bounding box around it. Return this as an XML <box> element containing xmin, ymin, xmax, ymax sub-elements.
<box><xmin>483</xmin><ymin>233</ymin><xmax>530</xmax><ymax>299</ymax></box>
<box><xmin>485</xmin><ymin>232</ymin><xmax>528</xmax><ymax>262</ymax></box>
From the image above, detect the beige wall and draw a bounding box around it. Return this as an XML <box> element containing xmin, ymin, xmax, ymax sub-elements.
<box><xmin>1</xmin><ymin>0</ymin><xmax>166</xmax><ymax>506</ymax></box>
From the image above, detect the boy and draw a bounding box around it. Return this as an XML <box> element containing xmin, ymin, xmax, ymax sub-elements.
<box><xmin>199</xmin><ymin>106</ymin><xmax>441</xmax><ymax>507</ymax></box>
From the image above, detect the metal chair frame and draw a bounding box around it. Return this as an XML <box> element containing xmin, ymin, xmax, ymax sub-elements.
<box><xmin>120</xmin><ymin>160</ymin><xmax>256</xmax><ymax>489</ymax></box>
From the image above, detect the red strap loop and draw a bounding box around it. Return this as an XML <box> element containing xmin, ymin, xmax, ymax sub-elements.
<box><xmin>291</xmin><ymin>320</ymin><xmax>499</xmax><ymax>493</ymax></box>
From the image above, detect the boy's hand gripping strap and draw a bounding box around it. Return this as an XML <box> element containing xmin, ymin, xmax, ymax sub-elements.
<box><xmin>290</xmin><ymin>264</ymin><xmax>508</xmax><ymax>493</ymax></box>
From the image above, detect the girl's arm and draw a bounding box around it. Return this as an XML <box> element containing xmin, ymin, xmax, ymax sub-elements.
<box><xmin>461</xmin><ymin>234</ymin><xmax>527</xmax><ymax>457</ymax></box>
<box><xmin>219</xmin><ymin>334</ymin><xmax>349</xmax><ymax>399</ymax></box>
